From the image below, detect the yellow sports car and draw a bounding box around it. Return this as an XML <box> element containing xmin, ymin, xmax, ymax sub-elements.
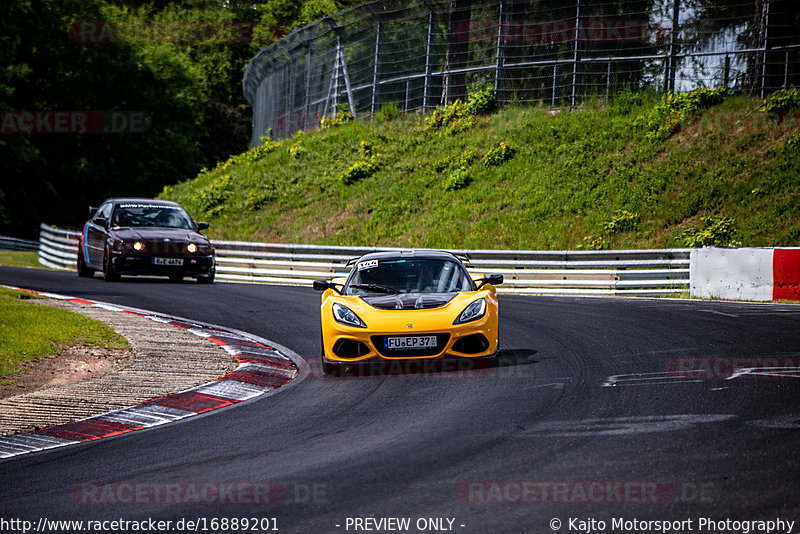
<box><xmin>313</xmin><ymin>250</ymin><xmax>503</xmax><ymax>375</ymax></box>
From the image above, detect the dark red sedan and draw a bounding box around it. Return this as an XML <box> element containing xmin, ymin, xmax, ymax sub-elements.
<box><xmin>78</xmin><ymin>198</ymin><xmax>215</xmax><ymax>283</ymax></box>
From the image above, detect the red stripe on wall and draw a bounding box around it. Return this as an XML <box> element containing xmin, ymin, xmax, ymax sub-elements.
<box><xmin>773</xmin><ymin>249</ymin><xmax>800</xmax><ymax>300</ymax></box>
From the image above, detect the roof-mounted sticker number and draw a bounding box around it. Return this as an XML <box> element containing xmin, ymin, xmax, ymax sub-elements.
<box><xmin>357</xmin><ymin>260</ymin><xmax>379</xmax><ymax>271</ymax></box>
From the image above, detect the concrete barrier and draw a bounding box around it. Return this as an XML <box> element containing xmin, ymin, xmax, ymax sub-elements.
<box><xmin>690</xmin><ymin>247</ymin><xmax>800</xmax><ymax>301</ymax></box>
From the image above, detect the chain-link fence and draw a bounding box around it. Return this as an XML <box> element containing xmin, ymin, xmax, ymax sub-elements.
<box><xmin>243</xmin><ymin>0</ymin><xmax>800</xmax><ymax>143</ymax></box>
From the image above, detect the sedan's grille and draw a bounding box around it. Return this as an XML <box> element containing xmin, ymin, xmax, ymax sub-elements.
<box><xmin>371</xmin><ymin>334</ymin><xmax>450</xmax><ymax>357</ymax></box>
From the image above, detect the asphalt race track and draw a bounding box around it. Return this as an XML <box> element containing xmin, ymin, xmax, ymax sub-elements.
<box><xmin>1</xmin><ymin>265</ymin><xmax>799</xmax><ymax>533</ymax></box>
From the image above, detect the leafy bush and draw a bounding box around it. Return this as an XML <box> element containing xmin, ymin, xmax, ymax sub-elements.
<box><xmin>761</xmin><ymin>88</ymin><xmax>800</xmax><ymax>113</ymax></box>
<box><xmin>321</xmin><ymin>105</ymin><xmax>354</xmax><ymax>129</ymax></box>
<box><xmin>600</xmin><ymin>210</ymin><xmax>640</xmax><ymax>234</ymax></box>
<box><xmin>483</xmin><ymin>142</ymin><xmax>516</xmax><ymax>167</ymax></box>
<box><xmin>434</xmin><ymin>148</ymin><xmax>478</xmax><ymax>172</ymax></box>
<box><xmin>679</xmin><ymin>216</ymin><xmax>738</xmax><ymax>247</ymax></box>
<box><xmin>425</xmin><ymin>88</ymin><xmax>496</xmax><ymax>135</ymax></box>
<box><xmin>580</xmin><ymin>211</ymin><xmax>641</xmax><ymax>250</ymax></box>
<box><xmin>360</xmin><ymin>140</ymin><xmax>373</xmax><ymax>157</ymax></box>
<box><xmin>340</xmin><ymin>157</ymin><xmax>378</xmax><ymax>185</ymax></box>
<box><xmin>636</xmin><ymin>87</ymin><xmax>730</xmax><ymax>142</ymax></box>
<box><xmin>246</xmin><ymin>183</ymin><xmax>278</xmax><ymax>210</ymax></box>
<box><xmin>194</xmin><ymin>174</ymin><xmax>233</xmax><ymax>215</ymax></box>
<box><xmin>465</xmin><ymin>87</ymin><xmax>496</xmax><ymax>115</ymax></box>
<box><xmin>443</xmin><ymin>167</ymin><xmax>472</xmax><ymax>191</ymax></box>
<box><xmin>288</xmin><ymin>140</ymin><xmax>304</xmax><ymax>159</ymax></box>
<box><xmin>243</xmin><ymin>140</ymin><xmax>280</xmax><ymax>163</ymax></box>
<box><xmin>375</xmin><ymin>102</ymin><xmax>401</xmax><ymax>123</ymax></box>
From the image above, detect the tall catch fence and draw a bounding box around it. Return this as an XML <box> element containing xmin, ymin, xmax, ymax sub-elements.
<box><xmin>243</xmin><ymin>0</ymin><xmax>800</xmax><ymax>142</ymax></box>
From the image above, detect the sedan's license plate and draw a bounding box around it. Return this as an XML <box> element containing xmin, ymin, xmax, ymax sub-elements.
<box><xmin>384</xmin><ymin>336</ymin><xmax>437</xmax><ymax>350</ymax></box>
<box><xmin>153</xmin><ymin>257</ymin><xmax>183</xmax><ymax>266</ymax></box>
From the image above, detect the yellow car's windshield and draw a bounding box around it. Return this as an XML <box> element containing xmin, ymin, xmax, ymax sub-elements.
<box><xmin>345</xmin><ymin>259</ymin><xmax>474</xmax><ymax>296</ymax></box>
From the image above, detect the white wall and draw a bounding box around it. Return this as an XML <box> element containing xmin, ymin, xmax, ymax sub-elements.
<box><xmin>690</xmin><ymin>247</ymin><xmax>774</xmax><ymax>301</ymax></box>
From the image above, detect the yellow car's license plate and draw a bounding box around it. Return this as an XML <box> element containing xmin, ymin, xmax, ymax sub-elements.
<box><xmin>384</xmin><ymin>336</ymin><xmax>437</xmax><ymax>350</ymax></box>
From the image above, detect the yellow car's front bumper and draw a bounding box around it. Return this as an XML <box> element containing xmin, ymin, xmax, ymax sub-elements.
<box><xmin>319</xmin><ymin>290</ymin><xmax>499</xmax><ymax>364</ymax></box>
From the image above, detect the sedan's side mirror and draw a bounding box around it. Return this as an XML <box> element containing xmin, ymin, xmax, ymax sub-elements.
<box><xmin>89</xmin><ymin>206</ymin><xmax>98</xmax><ymax>218</ymax></box>
<box><xmin>476</xmin><ymin>273</ymin><xmax>504</xmax><ymax>289</ymax></box>
<box><xmin>197</xmin><ymin>222</ymin><xmax>209</xmax><ymax>230</ymax></box>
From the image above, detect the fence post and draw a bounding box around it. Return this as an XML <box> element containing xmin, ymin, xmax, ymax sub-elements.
<box><xmin>282</xmin><ymin>44</ymin><xmax>297</xmax><ymax>131</ymax></box>
<box><xmin>665</xmin><ymin>0</ymin><xmax>680</xmax><ymax>93</ymax></box>
<box><xmin>494</xmin><ymin>0</ymin><xmax>507</xmax><ymax>99</ymax></box>
<box><xmin>325</xmin><ymin>15</ymin><xmax>357</xmax><ymax>119</ymax></box>
<box><xmin>760</xmin><ymin>0</ymin><xmax>771</xmax><ymax>98</ymax></box>
<box><xmin>606</xmin><ymin>62</ymin><xmax>612</xmax><ymax>102</ymax></box>
<box><xmin>552</xmin><ymin>63</ymin><xmax>557</xmax><ymax>107</ymax></box>
<box><xmin>367</xmin><ymin>4</ymin><xmax>383</xmax><ymax>115</ymax></box>
<box><xmin>422</xmin><ymin>0</ymin><xmax>437</xmax><ymax>111</ymax></box>
<box><xmin>303</xmin><ymin>36</ymin><xmax>315</xmax><ymax>130</ymax></box>
<box><xmin>570</xmin><ymin>0</ymin><xmax>582</xmax><ymax>108</ymax></box>
<box><xmin>723</xmin><ymin>53</ymin><xmax>730</xmax><ymax>87</ymax></box>
<box><xmin>784</xmin><ymin>50</ymin><xmax>790</xmax><ymax>89</ymax></box>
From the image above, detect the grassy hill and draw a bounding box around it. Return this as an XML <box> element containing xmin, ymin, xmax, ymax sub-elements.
<box><xmin>160</xmin><ymin>88</ymin><xmax>800</xmax><ymax>250</ymax></box>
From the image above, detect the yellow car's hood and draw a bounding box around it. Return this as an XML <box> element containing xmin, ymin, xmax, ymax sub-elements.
<box><xmin>328</xmin><ymin>291</ymin><xmax>494</xmax><ymax>332</ymax></box>
<box><xmin>361</xmin><ymin>292</ymin><xmax>458</xmax><ymax>310</ymax></box>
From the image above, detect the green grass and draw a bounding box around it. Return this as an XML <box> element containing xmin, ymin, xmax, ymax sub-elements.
<box><xmin>0</xmin><ymin>287</ymin><xmax>129</xmax><ymax>379</ymax></box>
<box><xmin>161</xmin><ymin>89</ymin><xmax>800</xmax><ymax>250</ymax></box>
<box><xmin>0</xmin><ymin>251</ymin><xmax>44</xmax><ymax>269</ymax></box>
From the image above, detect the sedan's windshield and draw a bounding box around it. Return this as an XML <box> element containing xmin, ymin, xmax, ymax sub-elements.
<box><xmin>345</xmin><ymin>259</ymin><xmax>474</xmax><ymax>296</ymax></box>
<box><xmin>111</xmin><ymin>204</ymin><xmax>195</xmax><ymax>230</ymax></box>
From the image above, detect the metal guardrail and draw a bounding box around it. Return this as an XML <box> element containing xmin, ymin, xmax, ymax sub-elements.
<box><xmin>38</xmin><ymin>223</ymin><xmax>690</xmax><ymax>297</ymax></box>
<box><xmin>0</xmin><ymin>236</ymin><xmax>39</xmax><ymax>252</ymax></box>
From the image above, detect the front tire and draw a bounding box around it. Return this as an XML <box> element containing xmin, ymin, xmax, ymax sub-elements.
<box><xmin>320</xmin><ymin>332</ymin><xmax>342</xmax><ymax>376</ymax></box>
<box><xmin>321</xmin><ymin>361</ymin><xmax>342</xmax><ymax>376</ymax></box>
<box><xmin>102</xmin><ymin>247</ymin><xmax>119</xmax><ymax>282</ymax></box>
<box><xmin>197</xmin><ymin>271</ymin><xmax>215</xmax><ymax>284</ymax></box>
<box><xmin>77</xmin><ymin>247</ymin><xmax>94</xmax><ymax>278</ymax></box>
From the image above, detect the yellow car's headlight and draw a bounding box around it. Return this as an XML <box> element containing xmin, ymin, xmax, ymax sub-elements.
<box><xmin>454</xmin><ymin>298</ymin><xmax>486</xmax><ymax>324</ymax></box>
<box><xmin>332</xmin><ymin>303</ymin><xmax>367</xmax><ymax>328</ymax></box>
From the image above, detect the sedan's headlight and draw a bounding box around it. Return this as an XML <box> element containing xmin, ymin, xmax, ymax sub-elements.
<box><xmin>187</xmin><ymin>243</ymin><xmax>197</xmax><ymax>253</ymax></box>
<box><xmin>332</xmin><ymin>303</ymin><xmax>367</xmax><ymax>328</ymax></box>
<box><xmin>133</xmin><ymin>241</ymin><xmax>144</xmax><ymax>251</ymax></box>
<box><xmin>454</xmin><ymin>298</ymin><xmax>486</xmax><ymax>324</ymax></box>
